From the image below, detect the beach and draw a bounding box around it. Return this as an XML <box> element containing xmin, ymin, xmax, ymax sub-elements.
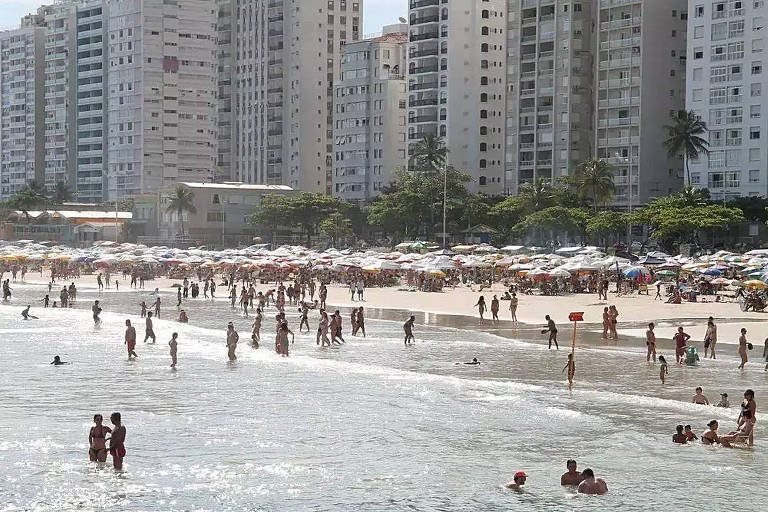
<box><xmin>1</xmin><ymin>273</ymin><xmax>766</xmax><ymax>510</ymax></box>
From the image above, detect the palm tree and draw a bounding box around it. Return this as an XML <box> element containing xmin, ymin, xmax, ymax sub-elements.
<box><xmin>518</xmin><ymin>178</ymin><xmax>555</xmax><ymax>212</ymax></box>
<box><xmin>677</xmin><ymin>185</ymin><xmax>710</xmax><ymax>206</ymax></box>
<box><xmin>165</xmin><ymin>185</ymin><xmax>196</xmax><ymax>238</ymax></box>
<box><xmin>410</xmin><ymin>133</ymin><xmax>447</xmax><ymax>173</ymax></box>
<box><xmin>664</xmin><ymin>110</ymin><xmax>710</xmax><ymax>185</ymax></box>
<box><xmin>52</xmin><ymin>181</ymin><xmax>72</xmax><ymax>204</ymax></box>
<box><xmin>574</xmin><ymin>159</ymin><xmax>616</xmax><ymax>212</ymax></box>
<box><xmin>6</xmin><ymin>184</ymin><xmax>48</xmax><ymax>219</ymax></box>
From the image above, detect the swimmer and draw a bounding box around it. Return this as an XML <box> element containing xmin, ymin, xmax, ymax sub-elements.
<box><xmin>577</xmin><ymin>469</ymin><xmax>607</xmax><ymax>495</ymax></box>
<box><xmin>673</xmin><ymin>424</ymin><xmax>687</xmax><ymax>444</ymax></box>
<box><xmin>715</xmin><ymin>393</ymin><xmax>730</xmax><ymax>408</ymax></box>
<box><xmin>692</xmin><ymin>387</ymin><xmax>710</xmax><ymax>405</ymax></box>
<box><xmin>21</xmin><ymin>305</ymin><xmax>38</xmax><ymax>320</ymax></box>
<box><xmin>561</xmin><ymin>459</ymin><xmax>584</xmax><ymax>486</ymax></box>
<box><xmin>50</xmin><ymin>355</ymin><xmax>69</xmax><ymax>365</ymax></box>
<box><xmin>462</xmin><ymin>358</ymin><xmax>480</xmax><ymax>365</ymax></box>
<box><xmin>107</xmin><ymin>412</ymin><xmax>126</xmax><ymax>470</ymax></box>
<box><xmin>404</xmin><ymin>315</ymin><xmax>415</xmax><ymax>345</ymax></box>
<box><xmin>506</xmin><ymin>471</ymin><xmax>527</xmax><ymax>490</ymax></box>
<box><xmin>659</xmin><ymin>355</ymin><xmax>668</xmax><ymax>384</ymax></box>
<box><xmin>684</xmin><ymin>424</ymin><xmax>698</xmax><ymax>442</ymax></box>
<box><xmin>88</xmin><ymin>414</ymin><xmax>111</xmax><ymax>462</ymax></box>
<box><xmin>701</xmin><ymin>420</ymin><xmax>720</xmax><ymax>445</ymax></box>
<box><xmin>226</xmin><ymin>322</ymin><xmax>239</xmax><ymax>361</ymax></box>
<box><xmin>178</xmin><ymin>310</ymin><xmax>189</xmax><ymax>323</ymax></box>
<box><xmin>124</xmin><ymin>319</ymin><xmax>138</xmax><ymax>359</ymax></box>
<box><xmin>562</xmin><ymin>353</ymin><xmax>575</xmax><ymax>390</ymax></box>
<box><xmin>92</xmin><ymin>300</ymin><xmax>102</xmax><ymax>325</ymax></box>
<box><xmin>169</xmin><ymin>332</ymin><xmax>178</xmax><ymax>368</ymax></box>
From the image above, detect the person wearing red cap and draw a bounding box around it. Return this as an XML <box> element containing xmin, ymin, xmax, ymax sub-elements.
<box><xmin>506</xmin><ymin>471</ymin><xmax>527</xmax><ymax>490</ymax></box>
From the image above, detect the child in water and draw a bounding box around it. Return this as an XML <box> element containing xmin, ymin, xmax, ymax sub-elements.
<box><xmin>659</xmin><ymin>356</ymin><xmax>669</xmax><ymax>384</ymax></box>
<box><xmin>562</xmin><ymin>353</ymin><xmax>575</xmax><ymax>391</ymax></box>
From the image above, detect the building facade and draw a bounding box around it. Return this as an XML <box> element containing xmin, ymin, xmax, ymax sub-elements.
<box><xmin>407</xmin><ymin>0</ymin><xmax>508</xmax><ymax>194</ymax></box>
<box><xmin>333</xmin><ymin>25</ymin><xmax>408</xmax><ymax>201</ymax></box>
<box><xmin>596</xmin><ymin>0</ymin><xmax>687</xmax><ymax>205</ymax></box>
<box><xmin>686</xmin><ymin>0</ymin><xmax>767</xmax><ymax>199</ymax></box>
<box><xmin>505</xmin><ymin>0</ymin><xmax>597</xmax><ymax>196</ymax></box>
<box><xmin>231</xmin><ymin>0</ymin><xmax>362</xmax><ymax>192</ymax></box>
<box><xmin>106</xmin><ymin>0</ymin><xmax>218</xmax><ymax>200</ymax></box>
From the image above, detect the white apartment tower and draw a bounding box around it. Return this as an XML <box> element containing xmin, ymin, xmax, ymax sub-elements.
<box><xmin>231</xmin><ymin>0</ymin><xmax>362</xmax><ymax>192</ymax></box>
<box><xmin>596</xmin><ymin>0</ymin><xmax>687</xmax><ymax>205</ymax></box>
<box><xmin>75</xmin><ymin>0</ymin><xmax>108</xmax><ymax>203</ymax></box>
<box><xmin>407</xmin><ymin>0</ymin><xmax>508</xmax><ymax>194</ymax></box>
<box><xmin>686</xmin><ymin>0</ymin><xmax>766</xmax><ymax>199</ymax></box>
<box><xmin>216</xmin><ymin>0</ymin><xmax>235</xmax><ymax>183</ymax></box>
<box><xmin>0</xmin><ymin>27</ymin><xmax>46</xmax><ymax>201</ymax></box>
<box><xmin>333</xmin><ymin>25</ymin><xmax>408</xmax><ymax>201</ymax></box>
<box><xmin>106</xmin><ymin>0</ymin><xmax>218</xmax><ymax>199</ymax></box>
<box><xmin>505</xmin><ymin>0</ymin><xmax>596</xmax><ymax>195</ymax></box>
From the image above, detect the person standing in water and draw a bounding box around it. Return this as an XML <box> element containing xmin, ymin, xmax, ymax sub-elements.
<box><xmin>509</xmin><ymin>293</ymin><xmax>518</xmax><ymax>322</ymax></box>
<box><xmin>673</xmin><ymin>326</ymin><xmax>690</xmax><ymax>365</ymax></box>
<box><xmin>139</xmin><ymin>301</ymin><xmax>147</xmax><ymax>318</ymax></box>
<box><xmin>490</xmin><ymin>295</ymin><xmax>500</xmax><ymax>322</ymax></box>
<box><xmin>738</xmin><ymin>328</ymin><xmax>749</xmax><ymax>370</ymax></box>
<box><xmin>299</xmin><ymin>302</ymin><xmax>310</xmax><ymax>332</ymax></box>
<box><xmin>543</xmin><ymin>315</ymin><xmax>558</xmax><ymax>349</ymax></box>
<box><xmin>318</xmin><ymin>310</ymin><xmax>331</xmax><ymax>347</ymax></box>
<box><xmin>252</xmin><ymin>308</ymin><xmax>262</xmax><ymax>347</ymax></box>
<box><xmin>169</xmin><ymin>332</ymin><xmax>178</xmax><ymax>368</ymax></box>
<box><xmin>92</xmin><ymin>300</ymin><xmax>102</xmax><ymax>325</ymax></box>
<box><xmin>404</xmin><ymin>315</ymin><xmax>415</xmax><ymax>345</ymax></box>
<box><xmin>704</xmin><ymin>317</ymin><xmax>717</xmax><ymax>359</ymax></box>
<box><xmin>646</xmin><ymin>323</ymin><xmax>657</xmax><ymax>362</ymax></box>
<box><xmin>153</xmin><ymin>297</ymin><xmax>161</xmax><ymax>318</ymax></box>
<box><xmin>738</xmin><ymin>389</ymin><xmax>757</xmax><ymax>446</ymax></box>
<box><xmin>107</xmin><ymin>412</ymin><xmax>126</xmax><ymax>470</ymax></box>
<box><xmin>562</xmin><ymin>353</ymin><xmax>575</xmax><ymax>390</ymax></box>
<box><xmin>226</xmin><ymin>322</ymin><xmax>239</xmax><ymax>361</ymax></box>
<box><xmin>355</xmin><ymin>307</ymin><xmax>366</xmax><ymax>337</ymax></box>
<box><xmin>278</xmin><ymin>322</ymin><xmax>294</xmax><ymax>357</ymax></box>
<box><xmin>659</xmin><ymin>356</ymin><xmax>669</xmax><ymax>384</ymax></box>
<box><xmin>474</xmin><ymin>296</ymin><xmax>486</xmax><ymax>320</ymax></box>
<box><xmin>124</xmin><ymin>320</ymin><xmax>138</xmax><ymax>359</ymax></box>
<box><xmin>143</xmin><ymin>312</ymin><xmax>156</xmax><ymax>343</ymax></box>
<box><xmin>89</xmin><ymin>414</ymin><xmax>111</xmax><ymax>462</ymax></box>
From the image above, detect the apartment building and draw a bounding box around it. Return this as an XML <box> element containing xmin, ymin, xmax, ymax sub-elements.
<box><xmin>106</xmin><ymin>0</ymin><xmax>218</xmax><ymax>200</ymax></box>
<box><xmin>332</xmin><ymin>24</ymin><xmax>408</xmax><ymax>201</ymax></box>
<box><xmin>407</xmin><ymin>0</ymin><xmax>508</xmax><ymax>194</ymax></box>
<box><xmin>505</xmin><ymin>0</ymin><xmax>596</xmax><ymax>196</ymax></box>
<box><xmin>596</xmin><ymin>0</ymin><xmax>687</xmax><ymax>205</ymax></box>
<box><xmin>231</xmin><ymin>0</ymin><xmax>362</xmax><ymax>192</ymax></box>
<box><xmin>0</xmin><ymin>27</ymin><xmax>46</xmax><ymax>201</ymax></box>
<box><xmin>686</xmin><ymin>0</ymin><xmax>766</xmax><ymax>199</ymax></box>
<box><xmin>216</xmin><ymin>0</ymin><xmax>235</xmax><ymax>183</ymax></box>
<box><xmin>43</xmin><ymin>2</ymin><xmax>78</xmax><ymax>195</ymax></box>
<box><xmin>74</xmin><ymin>0</ymin><xmax>108</xmax><ymax>203</ymax></box>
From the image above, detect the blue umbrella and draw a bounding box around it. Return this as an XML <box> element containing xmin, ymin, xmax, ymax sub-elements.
<box><xmin>623</xmin><ymin>266</ymin><xmax>649</xmax><ymax>278</ymax></box>
<box><xmin>698</xmin><ymin>267</ymin><xmax>723</xmax><ymax>276</ymax></box>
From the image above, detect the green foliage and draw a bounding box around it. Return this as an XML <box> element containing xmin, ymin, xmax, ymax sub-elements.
<box><xmin>409</xmin><ymin>134</ymin><xmax>447</xmax><ymax>173</ymax></box>
<box><xmin>52</xmin><ymin>181</ymin><xmax>73</xmax><ymax>204</ymax></box>
<box><xmin>587</xmin><ymin>210</ymin><xmax>629</xmax><ymax>247</ymax></box>
<box><xmin>572</xmin><ymin>159</ymin><xmax>616</xmax><ymax>211</ymax></box>
<box><xmin>664</xmin><ymin>110</ymin><xmax>710</xmax><ymax>184</ymax></box>
<box><xmin>319</xmin><ymin>212</ymin><xmax>354</xmax><ymax>246</ymax></box>
<box><xmin>165</xmin><ymin>185</ymin><xmax>197</xmax><ymax>237</ymax></box>
<box><xmin>513</xmin><ymin>206</ymin><xmax>590</xmax><ymax>242</ymax></box>
<box><xmin>5</xmin><ymin>184</ymin><xmax>48</xmax><ymax>218</ymax></box>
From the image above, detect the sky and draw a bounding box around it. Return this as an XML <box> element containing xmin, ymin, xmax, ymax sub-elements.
<box><xmin>0</xmin><ymin>0</ymin><xmax>408</xmax><ymax>32</ymax></box>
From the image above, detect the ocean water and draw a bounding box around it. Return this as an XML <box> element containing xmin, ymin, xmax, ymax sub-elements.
<box><xmin>0</xmin><ymin>282</ymin><xmax>766</xmax><ymax>511</ymax></box>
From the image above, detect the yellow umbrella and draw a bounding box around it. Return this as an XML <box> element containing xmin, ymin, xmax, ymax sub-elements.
<box><xmin>743</xmin><ymin>280</ymin><xmax>768</xmax><ymax>289</ymax></box>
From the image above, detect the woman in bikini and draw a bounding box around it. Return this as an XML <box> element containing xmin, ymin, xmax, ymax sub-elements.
<box><xmin>88</xmin><ymin>414</ymin><xmax>112</xmax><ymax>462</ymax></box>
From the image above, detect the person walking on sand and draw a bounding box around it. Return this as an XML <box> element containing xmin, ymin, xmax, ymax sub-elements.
<box><xmin>659</xmin><ymin>356</ymin><xmax>669</xmax><ymax>384</ymax></box>
<box><xmin>738</xmin><ymin>328</ymin><xmax>749</xmax><ymax>370</ymax></box>
<box><xmin>509</xmin><ymin>292</ymin><xmax>518</xmax><ymax>322</ymax></box>
<box><xmin>143</xmin><ymin>312</ymin><xmax>156</xmax><ymax>343</ymax></box>
<box><xmin>646</xmin><ymin>323</ymin><xmax>657</xmax><ymax>362</ymax></box>
<box><xmin>543</xmin><ymin>315</ymin><xmax>559</xmax><ymax>349</ymax></box>
<box><xmin>490</xmin><ymin>295</ymin><xmax>500</xmax><ymax>322</ymax></box>
<box><xmin>673</xmin><ymin>326</ymin><xmax>690</xmax><ymax>365</ymax></box>
<box><xmin>562</xmin><ymin>353</ymin><xmax>575</xmax><ymax>391</ymax></box>
<box><xmin>124</xmin><ymin>320</ymin><xmax>138</xmax><ymax>359</ymax></box>
<box><xmin>474</xmin><ymin>296</ymin><xmax>486</xmax><ymax>320</ymax></box>
<box><xmin>704</xmin><ymin>317</ymin><xmax>717</xmax><ymax>359</ymax></box>
<box><xmin>404</xmin><ymin>315</ymin><xmax>416</xmax><ymax>345</ymax></box>
<box><xmin>226</xmin><ymin>322</ymin><xmax>239</xmax><ymax>361</ymax></box>
<box><xmin>169</xmin><ymin>332</ymin><xmax>178</xmax><ymax>368</ymax></box>
<box><xmin>107</xmin><ymin>412</ymin><xmax>126</xmax><ymax>470</ymax></box>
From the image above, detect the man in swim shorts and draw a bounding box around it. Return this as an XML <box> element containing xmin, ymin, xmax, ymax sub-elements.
<box><xmin>561</xmin><ymin>459</ymin><xmax>584</xmax><ymax>486</ymax></box>
<box><xmin>125</xmin><ymin>319</ymin><xmax>138</xmax><ymax>359</ymax></box>
<box><xmin>144</xmin><ymin>311</ymin><xmax>156</xmax><ymax>343</ymax></box>
<box><xmin>108</xmin><ymin>412</ymin><xmax>126</xmax><ymax>469</ymax></box>
<box><xmin>577</xmin><ymin>469</ymin><xmax>607</xmax><ymax>495</ymax></box>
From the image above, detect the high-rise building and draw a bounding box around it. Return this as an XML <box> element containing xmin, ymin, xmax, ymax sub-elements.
<box><xmin>106</xmin><ymin>0</ymin><xmax>218</xmax><ymax>200</ymax></box>
<box><xmin>0</xmin><ymin>26</ymin><xmax>46</xmax><ymax>201</ymax></box>
<box><xmin>505</xmin><ymin>0</ymin><xmax>596</xmax><ymax>196</ymax></box>
<box><xmin>43</xmin><ymin>2</ymin><xmax>78</xmax><ymax>195</ymax></box>
<box><xmin>216</xmin><ymin>0</ymin><xmax>234</xmax><ymax>183</ymax></box>
<box><xmin>231</xmin><ymin>0</ymin><xmax>362</xmax><ymax>192</ymax></box>
<box><xmin>407</xmin><ymin>0</ymin><xmax>508</xmax><ymax>194</ymax></box>
<box><xmin>74</xmin><ymin>0</ymin><xmax>108</xmax><ymax>203</ymax></box>
<box><xmin>596</xmin><ymin>0</ymin><xmax>687</xmax><ymax>205</ymax></box>
<box><xmin>686</xmin><ymin>0</ymin><xmax>765</xmax><ymax>199</ymax></box>
<box><xmin>333</xmin><ymin>24</ymin><xmax>408</xmax><ymax>201</ymax></box>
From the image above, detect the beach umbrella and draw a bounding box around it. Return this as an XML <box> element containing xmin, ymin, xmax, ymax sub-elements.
<box><xmin>549</xmin><ymin>267</ymin><xmax>572</xmax><ymax>278</ymax></box>
<box><xmin>623</xmin><ymin>266</ymin><xmax>649</xmax><ymax>279</ymax></box>
<box><xmin>654</xmin><ymin>270</ymin><xmax>677</xmax><ymax>278</ymax></box>
<box><xmin>698</xmin><ymin>267</ymin><xmax>723</xmax><ymax>276</ymax></box>
<box><xmin>711</xmin><ymin>277</ymin><xmax>731</xmax><ymax>285</ymax></box>
<box><xmin>743</xmin><ymin>280</ymin><xmax>768</xmax><ymax>289</ymax></box>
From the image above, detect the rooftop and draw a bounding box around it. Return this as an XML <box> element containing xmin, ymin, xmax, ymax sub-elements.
<box><xmin>180</xmin><ymin>182</ymin><xmax>293</xmax><ymax>192</ymax></box>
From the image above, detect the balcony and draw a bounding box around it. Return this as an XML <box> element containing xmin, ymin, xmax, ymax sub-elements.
<box><xmin>600</xmin><ymin>37</ymin><xmax>640</xmax><ymax>50</ymax></box>
<box><xmin>410</xmin><ymin>32</ymin><xmax>439</xmax><ymax>42</ymax></box>
<box><xmin>409</xmin><ymin>81</ymin><xmax>439</xmax><ymax>91</ymax></box>
<box><xmin>411</xmin><ymin>16</ymin><xmax>440</xmax><ymax>25</ymax></box>
<box><xmin>613</xmin><ymin>175</ymin><xmax>639</xmax><ymax>185</ymax></box>
<box><xmin>600</xmin><ymin>17</ymin><xmax>640</xmax><ymax>31</ymax></box>
<box><xmin>410</xmin><ymin>65</ymin><xmax>439</xmax><ymax>75</ymax></box>
<box><xmin>598</xmin><ymin>96</ymin><xmax>640</xmax><ymax>108</ymax></box>
<box><xmin>409</xmin><ymin>115</ymin><xmax>438</xmax><ymax>123</ymax></box>
<box><xmin>599</xmin><ymin>77</ymin><xmax>640</xmax><ymax>88</ymax></box>
<box><xmin>409</xmin><ymin>98</ymin><xmax>438</xmax><ymax>107</ymax></box>
<box><xmin>410</xmin><ymin>0</ymin><xmax>439</xmax><ymax>8</ymax></box>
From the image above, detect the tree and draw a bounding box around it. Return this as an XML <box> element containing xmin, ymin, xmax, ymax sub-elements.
<box><xmin>409</xmin><ymin>133</ymin><xmax>447</xmax><ymax>173</ymax></box>
<box><xmin>165</xmin><ymin>185</ymin><xmax>196</xmax><ymax>238</ymax></box>
<box><xmin>319</xmin><ymin>212</ymin><xmax>353</xmax><ymax>247</ymax></box>
<box><xmin>573</xmin><ymin>159</ymin><xmax>616</xmax><ymax>212</ymax></box>
<box><xmin>664</xmin><ymin>110</ymin><xmax>710</xmax><ymax>185</ymax></box>
<box><xmin>284</xmin><ymin>193</ymin><xmax>352</xmax><ymax>246</ymax></box>
<box><xmin>247</xmin><ymin>194</ymin><xmax>290</xmax><ymax>247</ymax></box>
<box><xmin>518</xmin><ymin>178</ymin><xmax>556</xmax><ymax>212</ymax></box>
<box><xmin>513</xmin><ymin>206</ymin><xmax>589</xmax><ymax>245</ymax></box>
<box><xmin>586</xmin><ymin>210</ymin><xmax>630</xmax><ymax>249</ymax></box>
<box><xmin>6</xmin><ymin>184</ymin><xmax>47</xmax><ymax>219</ymax></box>
<box><xmin>677</xmin><ymin>185</ymin><xmax>710</xmax><ymax>206</ymax></box>
<box><xmin>51</xmin><ymin>181</ymin><xmax>73</xmax><ymax>204</ymax></box>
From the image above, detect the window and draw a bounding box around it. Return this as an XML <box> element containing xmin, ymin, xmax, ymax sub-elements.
<box><xmin>754</xmin><ymin>17</ymin><xmax>764</xmax><ymax>31</ymax></box>
<box><xmin>694</xmin><ymin>26</ymin><xmax>704</xmax><ymax>38</ymax></box>
<box><xmin>749</xmin><ymin>169</ymin><xmax>760</xmax><ymax>183</ymax></box>
<box><xmin>728</xmin><ymin>41</ymin><xmax>744</xmax><ymax>59</ymax></box>
<box><xmin>754</xmin><ymin>39</ymin><xmax>765</xmax><ymax>53</ymax></box>
<box><xmin>711</xmin><ymin>22</ymin><xmax>728</xmax><ymax>41</ymax></box>
<box><xmin>709</xmin><ymin>151</ymin><xmax>726</xmax><ymax>168</ymax></box>
<box><xmin>710</xmin><ymin>129</ymin><xmax>724</xmax><ymax>146</ymax></box>
<box><xmin>695</xmin><ymin>5</ymin><xmax>704</xmax><ymax>17</ymax></box>
<box><xmin>691</xmin><ymin>173</ymin><xmax>701</xmax><ymax>185</ymax></box>
<box><xmin>752</xmin><ymin>61</ymin><xmax>763</xmax><ymax>74</ymax></box>
<box><xmin>479</xmin><ymin>176</ymin><xmax>487</xmax><ymax>185</ymax></box>
<box><xmin>751</xmin><ymin>104</ymin><xmax>761</xmax><ymax>118</ymax></box>
<box><xmin>708</xmin><ymin>171</ymin><xmax>724</xmax><ymax>188</ymax></box>
<box><xmin>693</xmin><ymin>68</ymin><xmax>703</xmax><ymax>80</ymax></box>
<box><xmin>749</xmin><ymin>148</ymin><xmax>761</xmax><ymax>161</ymax></box>
<box><xmin>726</xmin><ymin>171</ymin><xmax>741</xmax><ymax>188</ymax></box>
<box><xmin>751</xmin><ymin>126</ymin><xmax>761</xmax><ymax>139</ymax></box>
<box><xmin>694</xmin><ymin>47</ymin><xmax>704</xmax><ymax>59</ymax></box>
<box><xmin>752</xmin><ymin>83</ymin><xmax>762</xmax><ymax>96</ymax></box>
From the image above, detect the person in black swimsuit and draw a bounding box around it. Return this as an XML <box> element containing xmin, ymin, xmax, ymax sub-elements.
<box><xmin>89</xmin><ymin>414</ymin><xmax>112</xmax><ymax>462</ymax></box>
